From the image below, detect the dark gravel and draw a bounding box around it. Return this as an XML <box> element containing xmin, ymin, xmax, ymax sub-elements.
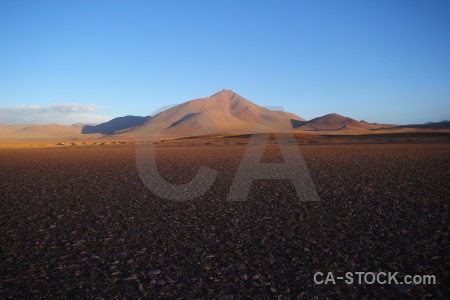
<box><xmin>0</xmin><ymin>143</ymin><xmax>449</xmax><ymax>299</ymax></box>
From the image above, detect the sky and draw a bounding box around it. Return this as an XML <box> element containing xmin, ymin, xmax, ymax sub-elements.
<box><xmin>0</xmin><ymin>0</ymin><xmax>449</xmax><ymax>125</ymax></box>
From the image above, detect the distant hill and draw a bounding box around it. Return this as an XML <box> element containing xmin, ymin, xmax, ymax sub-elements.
<box><xmin>82</xmin><ymin>116</ymin><xmax>150</xmax><ymax>135</ymax></box>
<box><xmin>0</xmin><ymin>121</ymin><xmax>6</xmax><ymax>125</ymax></box>
<box><xmin>388</xmin><ymin>120</ymin><xmax>450</xmax><ymax>130</ymax></box>
<box><xmin>293</xmin><ymin>113</ymin><xmax>385</xmax><ymax>131</ymax></box>
<box><xmin>117</xmin><ymin>90</ymin><xmax>306</xmax><ymax>138</ymax></box>
<box><xmin>0</xmin><ymin>124</ymin><xmax>104</xmax><ymax>141</ymax></box>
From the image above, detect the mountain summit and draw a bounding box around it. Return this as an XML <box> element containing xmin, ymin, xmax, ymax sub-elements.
<box><xmin>119</xmin><ymin>90</ymin><xmax>305</xmax><ymax>138</ymax></box>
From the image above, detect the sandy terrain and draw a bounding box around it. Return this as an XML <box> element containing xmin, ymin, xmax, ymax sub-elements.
<box><xmin>0</xmin><ymin>143</ymin><xmax>449</xmax><ymax>299</ymax></box>
<box><xmin>0</xmin><ymin>131</ymin><xmax>449</xmax><ymax>149</ymax></box>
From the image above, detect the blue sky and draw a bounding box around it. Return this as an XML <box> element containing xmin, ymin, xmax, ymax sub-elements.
<box><xmin>0</xmin><ymin>0</ymin><xmax>449</xmax><ymax>125</ymax></box>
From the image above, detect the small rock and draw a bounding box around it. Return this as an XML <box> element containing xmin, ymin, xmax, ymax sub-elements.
<box><xmin>218</xmin><ymin>295</ymin><xmax>233</xmax><ymax>300</ymax></box>
<box><xmin>240</xmin><ymin>274</ymin><xmax>248</xmax><ymax>280</ymax></box>
<box><xmin>156</xmin><ymin>279</ymin><xmax>166</xmax><ymax>285</ymax></box>
<box><xmin>251</xmin><ymin>281</ymin><xmax>260</xmax><ymax>286</ymax></box>
<box><xmin>73</xmin><ymin>239</ymin><xmax>85</xmax><ymax>245</ymax></box>
<box><xmin>124</xmin><ymin>275</ymin><xmax>137</xmax><ymax>281</ymax></box>
<box><xmin>148</xmin><ymin>269</ymin><xmax>161</xmax><ymax>276</ymax></box>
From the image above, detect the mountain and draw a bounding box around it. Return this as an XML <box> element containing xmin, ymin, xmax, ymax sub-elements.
<box><xmin>293</xmin><ymin>113</ymin><xmax>385</xmax><ymax>131</ymax></box>
<box><xmin>82</xmin><ymin>116</ymin><xmax>150</xmax><ymax>135</ymax></box>
<box><xmin>388</xmin><ymin>120</ymin><xmax>450</xmax><ymax>130</ymax></box>
<box><xmin>3</xmin><ymin>89</ymin><xmax>445</xmax><ymax>141</ymax></box>
<box><xmin>0</xmin><ymin>121</ymin><xmax>5</xmax><ymax>125</ymax></box>
<box><xmin>118</xmin><ymin>90</ymin><xmax>305</xmax><ymax>138</ymax></box>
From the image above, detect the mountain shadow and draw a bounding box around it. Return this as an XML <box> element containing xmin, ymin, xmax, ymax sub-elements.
<box><xmin>168</xmin><ymin>113</ymin><xmax>199</xmax><ymax>128</ymax></box>
<box><xmin>290</xmin><ymin>119</ymin><xmax>308</xmax><ymax>128</ymax></box>
<box><xmin>82</xmin><ymin>115</ymin><xmax>150</xmax><ymax>135</ymax></box>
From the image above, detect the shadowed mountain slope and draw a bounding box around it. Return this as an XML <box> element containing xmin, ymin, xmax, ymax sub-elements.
<box><xmin>82</xmin><ymin>116</ymin><xmax>150</xmax><ymax>135</ymax></box>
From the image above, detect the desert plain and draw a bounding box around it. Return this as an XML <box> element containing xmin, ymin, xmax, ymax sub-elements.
<box><xmin>0</xmin><ymin>134</ymin><xmax>449</xmax><ymax>299</ymax></box>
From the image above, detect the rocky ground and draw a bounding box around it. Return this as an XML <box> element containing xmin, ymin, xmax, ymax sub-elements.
<box><xmin>0</xmin><ymin>143</ymin><xmax>449</xmax><ymax>299</ymax></box>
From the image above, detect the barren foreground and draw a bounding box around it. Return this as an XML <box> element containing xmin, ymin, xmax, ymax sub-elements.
<box><xmin>0</xmin><ymin>143</ymin><xmax>449</xmax><ymax>299</ymax></box>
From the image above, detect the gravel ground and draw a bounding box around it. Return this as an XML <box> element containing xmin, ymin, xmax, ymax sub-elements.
<box><xmin>0</xmin><ymin>143</ymin><xmax>449</xmax><ymax>299</ymax></box>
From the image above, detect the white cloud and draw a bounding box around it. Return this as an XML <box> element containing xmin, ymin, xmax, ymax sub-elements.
<box><xmin>0</xmin><ymin>104</ymin><xmax>113</xmax><ymax>125</ymax></box>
